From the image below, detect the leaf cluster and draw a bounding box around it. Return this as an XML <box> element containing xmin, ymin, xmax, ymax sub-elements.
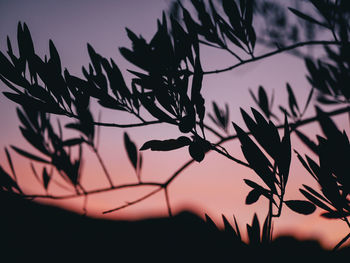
<box><xmin>12</xmin><ymin>106</ymin><xmax>84</xmax><ymax>187</ymax></box>
<box><xmin>297</xmin><ymin>108</ymin><xmax>350</xmax><ymax>219</ymax></box>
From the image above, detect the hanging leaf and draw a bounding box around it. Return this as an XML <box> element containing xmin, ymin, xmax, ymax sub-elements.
<box><xmin>321</xmin><ymin>211</ymin><xmax>350</xmax><ymax>219</ymax></box>
<box><xmin>279</xmin><ymin>114</ymin><xmax>291</xmax><ymax>185</ymax></box>
<box><xmin>222</xmin><ymin>0</ymin><xmax>242</xmax><ymax>33</ymax></box>
<box><xmin>140</xmin><ymin>136</ymin><xmax>191</xmax><ymax>151</ymax></box>
<box><xmin>124</xmin><ymin>132</ymin><xmax>138</xmax><ymax>170</ymax></box>
<box><xmin>188</xmin><ymin>141</ymin><xmax>205</xmax><ymax>162</ymax></box>
<box><xmin>138</xmin><ymin>94</ymin><xmax>175</xmax><ymax>124</ymax></box>
<box><xmin>3</xmin><ymin>92</ymin><xmax>63</xmax><ymax>114</ymax></box>
<box><xmin>208</xmin><ymin>101</ymin><xmax>229</xmax><ymax>131</ymax></box>
<box><xmin>42</xmin><ymin>167</ymin><xmax>51</xmax><ymax>190</ymax></box>
<box><xmin>191</xmin><ymin>55</ymin><xmax>205</xmax><ymax>131</ymax></box>
<box><xmin>240</xmin><ymin>108</ymin><xmax>280</xmax><ymax>160</ymax></box>
<box><xmin>302</xmin><ymin>87</ymin><xmax>314</xmax><ymax>114</ymax></box>
<box><xmin>179</xmin><ymin>114</ymin><xmax>195</xmax><ymax>133</ymax></box>
<box><xmin>285</xmin><ymin>200</ymin><xmax>316</xmax><ymax>215</ymax></box>
<box><xmin>245</xmin><ymin>188</ymin><xmax>262</xmax><ymax>205</ymax></box>
<box><xmin>62</xmin><ymin>138</ymin><xmax>85</xmax><ymax>147</ymax></box>
<box><xmin>258</xmin><ymin>86</ymin><xmax>270</xmax><ymax>118</ymax></box>
<box><xmin>286</xmin><ymin>83</ymin><xmax>299</xmax><ymax>117</ymax></box>
<box><xmin>294</xmin><ymin>150</ymin><xmax>316</xmax><ymax>179</ymax></box>
<box><xmin>244</xmin><ymin>179</ymin><xmax>274</xmax><ymax>204</ymax></box>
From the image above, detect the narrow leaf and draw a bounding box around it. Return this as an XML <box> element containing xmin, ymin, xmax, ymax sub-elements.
<box><xmin>286</xmin><ymin>83</ymin><xmax>299</xmax><ymax>117</ymax></box>
<box><xmin>300</xmin><ymin>188</ymin><xmax>332</xmax><ymax>212</ymax></box>
<box><xmin>140</xmin><ymin>136</ymin><xmax>191</xmax><ymax>151</ymax></box>
<box><xmin>295</xmin><ymin>129</ymin><xmax>318</xmax><ymax>154</ymax></box>
<box><xmin>288</xmin><ymin>8</ymin><xmax>329</xmax><ymax>28</ymax></box>
<box><xmin>258</xmin><ymin>86</ymin><xmax>269</xmax><ymax>118</ymax></box>
<box><xmin>42</xmin><ymin>167</ymin><xmax>51</xmax><ymax>190</ymax></box>
<box><xmin>246</xmin><ymin>188</ymin><xmax>262</xmax><ymax>205</ymax></box>
<box><xmin>5</xmin><ymin>148</ymin><xmax>16</xmax><ymax>180</ymax></box>
<box><xmin>124</xmin><ymin>132</ymin><xmax>138</xmax><ymax>170</ymax></box>
<box><xmin>285</xmin><ymin>200</ymin><xmax>316</xmax><ymax>215</ymax></box>
<box><xmin>62</xmin><ymin>138</ymin><xmax>85</xmax><ymax>147</ymax></box>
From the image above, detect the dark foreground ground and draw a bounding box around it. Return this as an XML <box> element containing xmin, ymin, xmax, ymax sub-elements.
<box><xmin>1</xmin><ymin>191</ymin><xmax>349</xmax><ymax>262</ymax></box>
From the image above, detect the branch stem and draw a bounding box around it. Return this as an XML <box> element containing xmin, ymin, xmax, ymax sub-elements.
<box><xmin>203</xmin><ymin>40</ymin><xmax>340</xmax><ymax>75</ymax></box>
<box><xmin>91</xmin><ymin>145</ymin><xmax>114</xmax><ymax>187</ymax></box>
<box><xmin>102</xmin><ymin>187</ymin><xmax>162</xmax><ymax>214</ymax></box>
<box><xmin>164</xmin><ymin>188</ymin><xmax>173</xmax><ymax>217</ymax></box>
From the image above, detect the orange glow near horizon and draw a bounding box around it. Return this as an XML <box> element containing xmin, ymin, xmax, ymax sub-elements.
<box><xmin>1</xmin><ymin>0</ymin><xmax>350</xmax><ymax>251</ymax></box>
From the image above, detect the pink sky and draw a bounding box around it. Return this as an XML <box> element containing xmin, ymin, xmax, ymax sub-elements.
<box><xmin>0</xmin><ymin>0</ymin><xmax>349</xmax><ymax>249</ymax></box>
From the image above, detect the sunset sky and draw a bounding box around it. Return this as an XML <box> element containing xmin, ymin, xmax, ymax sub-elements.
<box><xmin>0</xmin><ymin>0</ymin><xmax>349</xmax><ymax>249</ymax></box>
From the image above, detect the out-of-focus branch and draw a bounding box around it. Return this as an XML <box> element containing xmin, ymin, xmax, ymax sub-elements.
<box><xmin>90</xmin><ymin>145</ymin><xmax>114</xmax><ymax>187</ymax></box>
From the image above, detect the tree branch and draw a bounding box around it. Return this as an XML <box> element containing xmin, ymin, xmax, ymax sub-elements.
<box><xmin>23</xmin><ymin>106</ymin><xmax>350</xmax><ymax>215</ymax></box>
<box><xmin>26</xmin><ymin>182</ymin><xmax>163</xmax><ymax>200</ymax></box>
<box><xmin>91</xmin><ymin>119</ymin><xmax>162</xmax><ymax>128</ymax></box>
<box><xmin>102</xmin><ymin>187</ymin><xmax>162</xmax><ymax>214</ymax></box>
<box><xmin>333</xmin><ymin>232</ymin><xmax>350</xmax><ymax>251</ymax></box>
<box><xmin>90</xmin><ymin>145</ymin><xmax>114</xmax><ymax>187</ymax></box>
<box><xmin>164</xmin><ymin>187</ymin><xmax>173</xmax><ymax>217</ymax></box>
<box><xmin>203</xmin><ymin>40</ymin><xmax>340</xmax><ymax>75</ymax></box>
<box><xmin>211</xmin><ymin>146</ymin><xmax>249</xmax><ymax>167</ymax></box>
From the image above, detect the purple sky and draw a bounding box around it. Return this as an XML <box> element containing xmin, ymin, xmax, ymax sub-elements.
<box><xmin>0</xmin><ymin>0</ymin><xmax>349</xmax><ymax>248</ymax></box>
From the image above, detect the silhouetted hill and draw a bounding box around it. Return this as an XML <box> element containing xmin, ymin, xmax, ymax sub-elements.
<box><xmin>1</xmin><ymin>191</ymin><xmax>349</xmax><ymax>262</ymax></box>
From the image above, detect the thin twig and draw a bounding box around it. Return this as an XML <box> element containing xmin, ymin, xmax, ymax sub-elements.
<box><xmin>82</xmin><ymin>194</ymin><xmax>88</xmax><ymax>216</ymax></box>
<box><xmin>200</xmin><ymin>122</ymin><xmax>225</xmax><ymax>139</ymax></box>
<box><xmin>333</xmin><ymin>217</ymin><xmax>350</xmax><ymax>251</ymax></box>
<box><xmin>91</xmin><ymin>119</ymin><xmax>162</xmax><ymax>128</ymax></box>
<box><xmin>211</xmin><ymin>146</ymin><xmax>249</xmax><ymax>167</ymax></box>
<box><xmin>68</xmin><ymin>112</ymin><xmax>162</xmax><ymax>128</ymax></box>
<box><xmin>91</xmin><ymin>145</ymin><xmax>114</xmax><ymax>187</ymax></box>
<box><xmin>224</xmin><ymin>46</ymin><xmax>243</xmax><ymax>62</ymax></box>
<box><xmin>26</xmin><ymin>182</ymin><xmax>163</xmax><ymax>200</ymax></box>
<box><xmin>164</xmin><ymin>187</ymin><xmax>173</xmax><ymax>217</ymax></box>
<box><xmin>333</xmin><ymin>232</ymin><xmax>350</xmax><ymax>251</ymax></box>
<box><xmin>102</xmin><ymin>187</ymin><xmax>162</xmax><ymax>214</ymax></box>
<box><xmin>198</xmin><ymin>39</ymin><xmax>222</xmax><ymax>49</ymax></box>
<box><xmin>203</xmin><ymin>40</ymin><xmax>340</xmax><ymax>75</ymax></box>
<box><xmin>199</xmin><ymin>37</ymin><xmax>243</xmax><ymax>62</ymax></box>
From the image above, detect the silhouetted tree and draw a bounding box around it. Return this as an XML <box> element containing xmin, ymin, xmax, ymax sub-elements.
<box><xmin>1</xmin><ymin>0</ymin><xmax>350</xmax><ymax>252</ymax></box>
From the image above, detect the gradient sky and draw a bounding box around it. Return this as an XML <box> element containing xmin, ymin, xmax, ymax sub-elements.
<box><xmin>0</xmin><ymin>0</ymin><xmax>349</xmax><ymax>248</ymax></box>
